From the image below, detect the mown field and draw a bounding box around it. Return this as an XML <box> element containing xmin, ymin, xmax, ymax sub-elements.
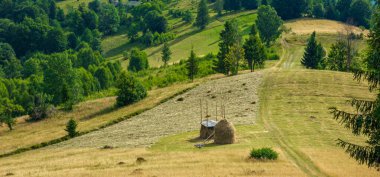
<box><xmin>1</xmin><ymin>1</ymin><xmax>377</xmax><ymax>176</ymax></box>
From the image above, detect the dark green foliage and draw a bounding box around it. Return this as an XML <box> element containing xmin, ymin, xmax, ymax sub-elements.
<box><xmin>128</xmin><ymin>48</ymin><xmax>149</xmax><ymax>72</ymax></box>
<box><xmin>45</xmin><ymin>28</ymin><xmax>67</xmax><ymax>54</ymax></box>
<box><xmin>224</xmin><ymin>0</ymin><xmax>242</xmax><ymax>11</ymax></box>
<box><xmin>243</xmin><ymin>24</ymin><xmax>266</xmax><ymax>72</ymax></box>
<box><xmin>144</xmin><ymin>10</ymin><xmax>168</xmax><ymax>33</ymax></box>
<box><xmin>66</xmin><ymin>9</ymin><xmax>85</xmax><ymax>35</ymax></box>
<box><xmin>313</xmin><ymin>3</ymin><xmax>325</xmax><ymax>18</ymax></box>
<box><xmin>326</xmin><ymin>40</ymin><xmax>349</xmax><ymax>71</ymax></box>
<box><xmin>216</xmin><ymin>20</ymin><xmax>241</xmax><ymax>74</ymax></box>
<box><xmin>161</xmin><ymin>43</ymin><xmax>172</xmax><ymax>66</ymax></box>
<box><xmin>116</xmin><ymin>72</ymin><xmax>147</xmax><ymax>107</ymax></box>
<box><xmin>44</xmin><ymin>52</ymin><xmax>83</xmax><ymax>105</ymax></box>
<box><xmin>186</xmin><ymin>49</ymin><xmax>199</xmax><ymax>81</ymax></box>
<box><xmin>94</xmin><ymin>66</ymin><xmax>113</xmax><ymax>89</ymax></box>
<box><xmin>65</xmin><ymin>119</ymin><xmax>78</xmax><ymax>138</ymax></box>
<box><xmin>82</xmin><ymin>9</ymin><xmax>99</xmax><ymax>30</ymax></box>
<box><xmin>89</xmin><ymin>0</ymin><xmax>101</xmax><ymax>13</ymax></box>
<box><xmin>272</xmin><ymin>0</ymin><xmax>308</xmax><ymax>20</ymax></box>
<box><xmin>336</xmin><ymin>0</ymin><xmax>353</xmax><ymax>21</ymax></box>
<box><xmin>301</xmin><ymin>32</ymin><xmax>325</xmax><ymax>69</ymax></box>
<box><xmin>215</xmin><ymin>0</ymin><xmax>224</xmax><ymax>16</ymax></box>
<box><xmin>0</xmin><ymin>43</ymin><xmax>22</xmax><ymax>78</ymax></box>
<box><xmin>99</xmin><ymin>4</ymin><xmax>120</xmax><ymax>34</ymax></box>
<box><xmin>250</xmin><ymin>148</ymin><xmax>279</xmax><ymax>160</ymax></box>
<box><xmin>330</xmin><ymin>1</ymin><xmax>380</xmax><ymax>168</ymax></box>
<box><xmin>242</xmin><ymin>0</ymin><xmax>259</xmax><ymax>10</ymax></box>
<box><xmin>76</xmin><ymin>46</ymin><xmax>102</xmax><ymax>69</ymax></box>
<box><xmin>77</xmin><ymin>68</ymin><xmax>99</xmax><ymax>96</ymax></box>
<box><xmin>195</xmin><ymin>0</ymin><xmax>210</xmax><ymax>29</ymax></box>
<box><xmin>349</xmin><ymin>0</ymin><xmax>372</xmax><ymax>27</ymax></box>
<box><xmin>256</xmin><ymin>5</ymin><xmax>283</xmax><ymax>46</ymax></box>
<box><xmin>141</xmin><ymin>31</ymin><xmax>176</xmax><ymax>46</ymax></box>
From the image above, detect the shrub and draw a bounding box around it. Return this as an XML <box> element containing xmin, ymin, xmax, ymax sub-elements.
<box><xmin>116</xmin><ymin>72</ymin><xmax>147</xmax><ymax>107</ymax></box>
<box><xmin>250</xmin><ymin>148</ymin><xmax>278</xmax><ymax>160</ymax></box>
<box><xmin>65</xmin><ymin>119</ymin><xmax>78</xmax><ymax>138</ymax></box>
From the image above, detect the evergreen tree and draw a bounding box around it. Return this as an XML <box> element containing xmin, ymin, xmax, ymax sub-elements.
<box><xmin>195</xmin><ymin>0</ymin><xmax>210</xmax><ymax>29</ymax></box>
<box><xmin>256</xmin><ymin>5</ymin><xmax>283</xmax><ymax>46</ymax></box>
<box><xmin>216</xmin><ymin>20</ymin><xmax>241</xmax><ymax>75</ymax></box>
<box><xmin>330</xmin><ymin>0</ymin><xmax>380</xmax><ymax>168</ymax></box>
<box><xmin>301</xmin><ymin>31</ymin><xmax>325</xmax><ymax>69</ymax></box>
<box><xmin>65</xmin><ymin>119</ymin><xmax>78</xmax><ymax>138</ymax></box>
<box><xmin>116</xmin><ymin>72</ymin><xmax>147</xmax><ymax>107</ymax></box>
<box><xmin>225</xmin><ymin>43</ymin><xmax>244</xmax><ymax>75</ymax></box>
<box><xmin>161</xmin><ymin>42</ymin><xmax>172</xmax><ymax>67</ymax></box>
<box><xmin>326</xmin><ymin>40</ymin><xmax>348</xmax><ymax>71</ymax></box>
<box><xmin>243</xmin><ymin>24</ymin><xmax>266</xmax><ymax>72</ymax></box>
<box><xmin>186</xmin><ymin>48</ymin><xmax>199</xmax><ymax>82</ymax></box>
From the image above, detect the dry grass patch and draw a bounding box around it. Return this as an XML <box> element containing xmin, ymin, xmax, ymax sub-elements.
<box><xmin>285</xmin><ymin>18</ymin><xmax>368</xmax><ymax>35</ymax></box>
<box><xmin>0</xmin><ymin>74</ymin><xmax>223</xmax><ymax>155</ymax></box>
<box><xmin>0</xmin><ymin>147</ymin><xmax>306</xmax><ymax>177</ymax></box>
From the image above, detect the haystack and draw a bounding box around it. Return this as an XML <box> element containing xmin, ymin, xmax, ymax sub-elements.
<box><xmin>214</xmin><ymin>119</ymin><xmax>236</xmax><ymax>144</ymax></box>
<box><xmin>200</xmin><ymin>120</ymin><xmax>217</xmax><ymax>139</ymax></box>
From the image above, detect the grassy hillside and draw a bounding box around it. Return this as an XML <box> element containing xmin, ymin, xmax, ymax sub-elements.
<box><xmin>1</xmin><ymin>65</ymin><xmax>378</xmax><ymax>177</ymax></box>
<box><xmin>102</xmin><ymin>10</ymin><xmax>257</xmax><ymax>67</ymax></box>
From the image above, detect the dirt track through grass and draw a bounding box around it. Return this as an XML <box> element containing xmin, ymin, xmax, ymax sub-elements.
<box><xmin>57</xmin><ymin>72</ymin><xmax>263</xmax><ymax>148</ymax></box>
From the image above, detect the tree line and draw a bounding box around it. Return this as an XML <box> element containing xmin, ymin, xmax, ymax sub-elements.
<box><xmin>210</xmin><ymin>0</ymin><xmax>374</xmax><ymax>28</ymax></box>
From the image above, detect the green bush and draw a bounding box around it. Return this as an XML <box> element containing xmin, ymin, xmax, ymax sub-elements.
<box><xmin>250</xmin><ymin>148</ymin><xmax>278</xmax><ymax>160</ymax></box>
<box><xmin>65</xmin><ymin>119</ymin><xmax>78</xmax><ymax>138</ymax></box>
<box><xmin>116</xmin><ymin>72</ymin><xmax>147</xmax><ymax>107</ymax></box>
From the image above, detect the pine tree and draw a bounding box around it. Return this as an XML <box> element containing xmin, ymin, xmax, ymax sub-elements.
<box><xmin>301</xmin><ymin>31</ymin><xmax>324</xmax><ymax>69</ymax></box>
<box><xmin>225</xmin><ymin>43</ymin><xmax>244</xmax><ymax>75</ymax></box>
<box><xmin>216</xmin><ymin>20</ymin><xmax>241</xmax><ymax>75</ymax></box>
<box><xmin>65</xmin><ymin>119</ymin><xmax>78</xmax><ymax>138</ymax></box>
<box><xmin>186</xmin><ymin>48</ymin><xmax>199</xmax><ymax>82</ymax></box>
<box><xmin>195</xmin><ymin>0</ymin><xmax>210</xmax><ymax>29</ymax></box>
<box><xmin>330</xmin><ymin>1</ymin><xmax>380</xmax><ymax>169</ymax></box>
<box><xmin>243</xmin><ymin>24</ymin><xmax>266</xmax><ymax>72</ymax></box>
<box><xmin>161</xmin><ymin>43</ymin><xmax>172</xmax><ymax>67</ymax></box>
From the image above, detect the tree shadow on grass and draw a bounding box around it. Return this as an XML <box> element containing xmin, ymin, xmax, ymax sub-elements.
<box><xmin>80</xmin><ymin>105</ymin><xmax>119</xmax><ymax>121</ymax></box>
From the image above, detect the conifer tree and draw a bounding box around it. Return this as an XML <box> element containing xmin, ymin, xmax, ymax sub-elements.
<box><xmin>330</xmin><ymin>1</ymin><xmax>380</xmax><ymax>169</ymax></box>
<box><xmin>186</xmin><ymin>48</ymin><xmax>198</xmax><ymax>82</ymax></box>
<box><xmin>195</xmin><ymin>0</ymin><xmax>210</xmax><ymax>29</ymax></box>
<box><xmin>243</xmin><ymin>24</ymin><xmax>266</xmax><ymax>72</ymax></box>
<box><xmin>65</xmin><ymin>119</ymin><xmax>78</xmax><ymax>138</ymax></box>
<box><xmin>216</xmin><ymin>20</ymin><xmax>241</xmax><ymax>75</ymax></box>
<box><xmin>301</xmin><ymin>31</ymin><xmax>325</xmax><ymax>69</ymax></box>
<box><xmin>225</xmin><ymin>43</ymin><xmax>244</xmax><ymax>75</ymax></box>
<box><xmin>161</xmin><ymin>43</ymin><xmax>171</xmax><ymax>67</ymax></box>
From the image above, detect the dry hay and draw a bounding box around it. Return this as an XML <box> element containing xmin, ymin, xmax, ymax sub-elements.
<box><xmin>285</xmin><ymin>18</ymin><xmax>368</xmax><ymax>35</ymax></box>
<box><xmin>214</xmin><ymin>119</ymin><xmax>236</xmax><ymax>145</ymax></box>
<box><xmin>56</xmin><ymin>71</ymin><xmax>262</xmax><ymax>148</ymax></box>
<box><xmin>200</xmin><ymin>126</ymin><xmax>214</xmax><ymax>139</ymax></box>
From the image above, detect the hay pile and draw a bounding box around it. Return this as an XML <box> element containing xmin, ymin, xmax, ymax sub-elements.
<box><xmin>214</xmin><ymin>119</ymin><xmax>236</xmax><ymax>144</ymax></box>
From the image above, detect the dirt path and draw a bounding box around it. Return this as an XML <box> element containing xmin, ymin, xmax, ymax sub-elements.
<box><xmin>57</xmin><ymin>72</ymin><xmax>263</xmax><ymax>148</ymax></box>
<box><xmin>260</xmin><ymin>71</ymin><xmax>331</xmax><ymax>177</ymax></box>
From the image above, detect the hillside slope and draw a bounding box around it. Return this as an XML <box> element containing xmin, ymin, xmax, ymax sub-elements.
<box><xmin>57</xmin><ymin>71</ymin><xmax>263</xmax><ymax>148</ymax></box>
